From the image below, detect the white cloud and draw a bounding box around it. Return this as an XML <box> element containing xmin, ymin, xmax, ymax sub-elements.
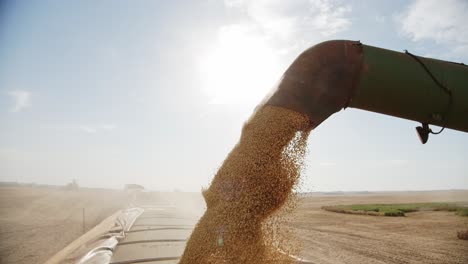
<box><xmin>200</xmin><ymin>0</ymin><xmax>351</xmax><ymax>105</ymax></box>
<box><xmin>8</xmin><ymin>90</ymin><xmax>31</xmax><ymax>112</ymax></box>
<box><xmin>79</xmin><ymin>125</ymin><xmax>97</xmax><ymax>134</ymax></box>
<box><xmin>100</xmin><ymin>124</ymin><xmax>116</xmax><ymax>130</ymax></box>
<box><xmin>224</xmin><ymin>0</ymin><xmax>245</xmax><ymax>8</ymax></box>
<box><xmin>79</xmin><ymin>124</ymin><xmax>116</xmax><ymax>134</ymax></box>
<box><xmin>225</xmin><ymin>0</ymin><xmax>351</xmax><ymax>47</ymax></box>
<box><xmin>399</xmin><ymin>0</ymin><xmax>468</xmax><ymax>56</ymax></box>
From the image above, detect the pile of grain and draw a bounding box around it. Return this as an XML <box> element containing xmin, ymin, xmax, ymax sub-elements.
<box><xmin>180</xmin><ymin>105</ymin><xmax>311</xmax><ymax>264</ymax></box>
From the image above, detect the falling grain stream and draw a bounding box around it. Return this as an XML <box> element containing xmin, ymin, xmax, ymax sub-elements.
<box><xmin>180</xmin><ymin>105</ymin><xmax>311</xmax><ymax>264</ymax></box>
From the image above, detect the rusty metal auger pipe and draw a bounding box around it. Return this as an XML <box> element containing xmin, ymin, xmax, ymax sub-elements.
<box><xmin>264</xmin><ymin>40</ymin><xmax>468</xmax><ymax>143</ymax></box>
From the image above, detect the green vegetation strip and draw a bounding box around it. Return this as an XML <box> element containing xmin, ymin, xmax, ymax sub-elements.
<box><xmin>322</xmin><ymin>202</ymin><xmax>468</xmax><ymax>217</ymax></box>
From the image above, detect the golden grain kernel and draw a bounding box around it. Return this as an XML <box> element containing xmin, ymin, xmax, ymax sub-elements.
<box><xmin>180</xmin><ymin>105</ymin><xmax>311</xmax><ymax>264</ymax></box>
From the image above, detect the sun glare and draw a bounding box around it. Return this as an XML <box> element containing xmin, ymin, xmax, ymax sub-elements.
<box><xmin>199</xmin><ymin>25</ymin><xmax>282</xmax><ymax>107</ymax></box>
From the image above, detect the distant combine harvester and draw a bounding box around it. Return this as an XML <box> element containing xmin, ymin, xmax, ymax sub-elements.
<box><xmin>64</xmin><ymin>179</ymin><xmax>79</xmax><ymax>191</ymax></box>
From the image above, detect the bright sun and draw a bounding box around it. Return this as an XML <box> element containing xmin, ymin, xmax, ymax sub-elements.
<box><xmin>199</xmin><ymin>25</ymin><xmax>282</xmax><ymax>107</ymax></box>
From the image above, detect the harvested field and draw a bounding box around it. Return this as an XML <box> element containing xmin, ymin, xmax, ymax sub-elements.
<box><xmin>288</xmin><ymin>190</ymin><xmax>468</xmax><ymax>263</ymax></box>
<box><xmin>1</xmin><ymin>186</ymin><xmax>467</xmax><ymax>264</ymax></box>
<box><xmin>0</xmin><ymin>186</ymin><xmax>130</xmax><ymax>264</ymax></box>
<box><xmin>0</xmin><ymin>186</ymin><xmax>206</xmax><ymax>264</ymax></box>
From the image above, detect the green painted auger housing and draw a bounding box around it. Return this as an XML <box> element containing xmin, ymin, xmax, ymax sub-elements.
<box><xmin>265</xmin><ymin>40</ymin><xmax>468</xmax><ymax>143</ymax></box>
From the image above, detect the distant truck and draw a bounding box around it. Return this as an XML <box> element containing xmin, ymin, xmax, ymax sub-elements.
<box><xmin>64</xmin><ymin>179</ymin><xmax>79</xmax><ymax>191</ymax></box>
<box><xmin>124</xmin><ymin>184</ymin><xmax>144</xmax><ymax>191</ymax></box>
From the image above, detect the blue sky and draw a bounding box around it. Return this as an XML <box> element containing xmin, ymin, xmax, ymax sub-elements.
<box><xmin>1</xmin><ymin>0</ymin><xmax>467</xmax><ymax>191</ymax></box>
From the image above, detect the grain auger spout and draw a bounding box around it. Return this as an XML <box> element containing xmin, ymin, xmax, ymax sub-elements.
<box><xmin>264</xmin><ymin>40</ymin><xmax>468</xmax><ymax>144</ymax></box>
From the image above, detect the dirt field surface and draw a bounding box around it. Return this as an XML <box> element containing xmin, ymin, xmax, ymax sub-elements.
<box><xmin>289</xmin><ymin>190</ymin><xmax>468</xmax><ymax>264</ymax></box>
<box><xmin>1</xmin><ymin>187</ymin><xmax>467</xmax><ymax>264</ymax></box>
<box><xmin>0</xmin><ymin>186</ymin><xmax>130</xmax><ymax>264</ymax></box>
